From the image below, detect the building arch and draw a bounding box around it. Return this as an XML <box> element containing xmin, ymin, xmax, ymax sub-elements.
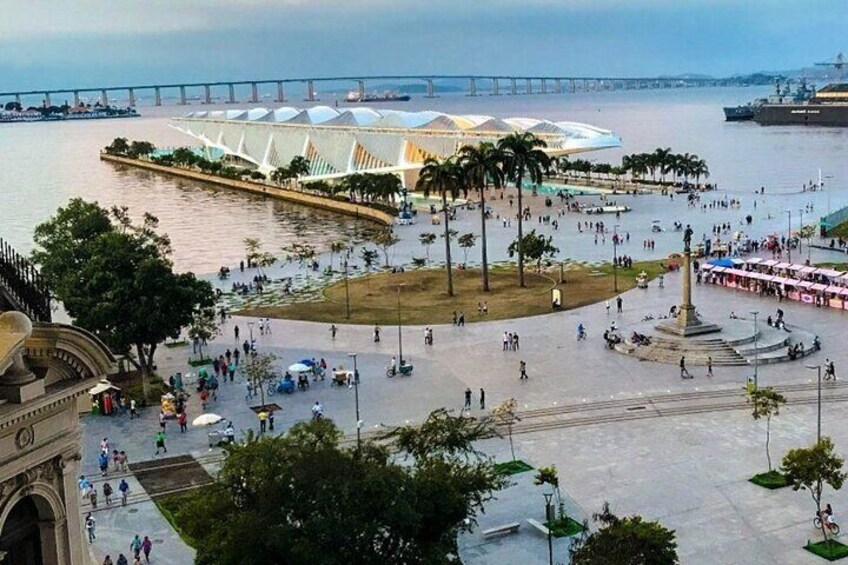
<box><xmin>0</xmin><ymin>481</ymin><xmax>68</xmax><ymax>565</ymax></box>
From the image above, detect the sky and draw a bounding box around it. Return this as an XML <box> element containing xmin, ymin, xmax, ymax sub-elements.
<box><xmin>0</xmin><ymin>0</ymin><xmax>845</xmax><ymax>91</ymax></box>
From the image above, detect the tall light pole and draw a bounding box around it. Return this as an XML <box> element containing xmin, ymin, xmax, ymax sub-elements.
<box><xmin>397</xmin><ymin>284</ymin><xmax>405</xmax><ymax>364</ymax></box>
<box><xmin>344</xmin><ymin>259</ymin><xmax>351</xmax><ymax>319</ymax></box>
<box><xmin>806</xmin><ymin>364</ymin><xmax>822</xmax><ymax>443</ymax></box>
<box><xmin>750</xmin><ymin>311</ymin><xmax>759</xmax><ymax>388</ymax></box>
<box><xmin>247</xmin><ymin>321</ymin><xmax>255</xmax><ymax>342</ymax></box>
<box><xmin>613</xmin><ymin>224</ymin><xmax>621</xmax><ymax>293</ymax></box>
<box><xmin>348</xmin><ymin>352</ymin><xmax>361</xmax><ymax>453</ymax></box>
<box><xmin>798</xmin><ymin>209</ymin><xmax>804</xmax><ymax>259</ymax></box>
<box><xmin>543</xmin><ymin>492</ymin><xmax>554</xmax><ymax>565</ymax></box>
<box><xmin>785</xmin><ymin>210</ymin><xmax>792</xmax><ymax>264</ymax></box>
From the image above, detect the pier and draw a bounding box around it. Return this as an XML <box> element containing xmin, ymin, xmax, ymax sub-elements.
<box><xmin>1</xmin><ymin>74</ymin><xmax>735</xmax><ymax>108</ymax></box>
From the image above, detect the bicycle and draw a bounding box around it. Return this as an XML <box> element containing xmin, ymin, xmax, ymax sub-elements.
<box><xmin>814</xmin><ymin>514</ymin><xmax>841</xmax><ymax>535</ymax></box>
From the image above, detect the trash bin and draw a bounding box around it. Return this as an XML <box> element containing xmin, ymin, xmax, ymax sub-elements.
<box><xmin>746</xmin><ymin>375</ymin><xmax>757</xmax><ymax>393</ymax></box>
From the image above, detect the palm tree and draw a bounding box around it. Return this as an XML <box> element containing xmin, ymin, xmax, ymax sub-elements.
<box><xmin>458</xmin><ymin>142</ymin><xmax>504</xmax><ymax>292</ymax></box>
<box><xmin>287</xmin><ymin>156</ymin><xmax>311</xmax><ymax>188</ymax></box>
<box><xmin>691</xmin><ymin>158</ymin><xmax>709</xmax><ymax>186</ymax></box>
<box><xmin>497</xmin><ymin>133</ymin><xmax>550</xmax><ymax>287</ymax></box>
<box><xmin>416</xmin><ymin>157</ymin><xmax>464</xmax><ymax>296</ymax></box>
<box><xmin>653</xmin><ymin>147</ymin><xmax>672</xmax><ymax>183</ymax></box>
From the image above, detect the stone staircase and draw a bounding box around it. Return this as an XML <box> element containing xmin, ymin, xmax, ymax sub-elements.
<box><xmin>616</xmin><ymin>322</ymin><xmax>818</xmax><ymax>367</ymax></box>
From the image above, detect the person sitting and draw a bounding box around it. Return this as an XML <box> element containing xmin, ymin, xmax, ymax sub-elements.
<box><xmin>297</xmin><ymin>373</ymin><xmax>309</xmax><ymax>390</ymax></box>
<box><xmin>224</xmin><ymin>422</ymin><xmax>235</xmax><ymax>444</ymax></box>
<box><xmin>788</xmin><ymin>345</ymin><xmax>797</xmax><ymax>361</ymax></box>
<box><xmin>814</xmin><ymin>336</ymin><xmax>822</xmax><ymax>351</ymax></box>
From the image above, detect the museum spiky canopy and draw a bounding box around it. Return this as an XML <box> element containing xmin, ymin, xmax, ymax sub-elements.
<box><xmin>172</xmin><ymin>106</ymin><xmax>621</xmax><ymax>186</ymax></box>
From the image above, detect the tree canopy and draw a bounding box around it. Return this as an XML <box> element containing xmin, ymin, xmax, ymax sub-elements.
<box><xmin>176</xmin><ymin>410</ymin><xmax>506</xmax><ymax>565</ymax></box>
<box><xmin>570</xmin><ymin>503</ymin><xmax>679</xmax><ymax>565</ymax></box>
<box><xmin>31</xmin><ymin>199</ymin><xmax>214</xmax><ymax>381</ymax></box>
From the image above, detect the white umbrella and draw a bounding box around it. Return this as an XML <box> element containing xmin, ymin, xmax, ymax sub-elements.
<box><xmin>288</xmin><ymin>363</ymin><xmax>311</xmax><ymax>372</ymax></box>
<box><xmin>192</xmin><ymin>413</ymin><xmax>223</xmax><ymax>427</ymax></box>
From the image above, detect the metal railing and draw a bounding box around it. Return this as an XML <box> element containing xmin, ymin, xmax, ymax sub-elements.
<box><xmin>0</xmin><ymin>239</ymin><xmax>52</xmax><ymax>322</ymax></box>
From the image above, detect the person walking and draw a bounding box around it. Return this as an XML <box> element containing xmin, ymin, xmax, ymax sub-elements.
<box><xmin>103</xmin><ymin>556</ymin><xmax>114</xmax><ymax>565</ymax></box>
<box><xmin>158</xmin><ymin>410</ymin><xmax>166</xmax><ymax>431</ymax></box>
<box><xmin>85</xmin><ymin>513</ymin><xmax>96</xmax><ymax>543</ymax></box>
<box><xmin>129</xmin><ymin>398</ymin><xmax>137</xmax><ymax>419</ymax></box>
<box><xmin>605</xmin><ymin>299</ymin><xmax>611</xmax><ymax>315</ymax></box>
<box><xmin>103</xmin><ymin>482</ymin><xmax>113</xmax><ymax>506</ymax></box>
<box><xmin>119</xmin><ymin>479</ymin><xmax>130</xmax><ymax>506</ymax></box>
<box><xmin>479</xmin><ymin>388</ymin><xmax>486</xmax><ymax>410</ymax></box>
<box><xmin>519</xmin><ymin>360</ymin><xmax>528</xmax><ymax>380</ymax></box>
<box><xmin>141</xmin><ymin>536</ymin><xmax>153</xmax><ymax>563</ymax></box>
<box><xmin>88</xmin><ymin>485</ymin><xmax>98</xmax><ymax>509</ymax></box>
<box><xmin>178</xmin><ymin>410</ymin><xmax>187</xmax><ymax>433</ymax></box>
<box><xmin>373</xmin><ymin>325</ymin><xmax>381</xmax><ymax>342</ymax></box>
<box><xmin>330</xmin><ymin>324</ymin><xmax>337</xmax><ymax>339</ymax></box>
<box><xmin>130</xmin><ymin>535</ymin><xmax>142</xmax><ymax>561</ymax></box>
<box><xmin>464</xmin><ymin>387</ymin><xmax>472</xmax><ymax>410</ymax></box>
<box><xmin>616</xmin><ymin>296</ymin><xmax>623</xmax><ymax>313</ymax></box>
<box><xmin>268</xmin><ymin>410</ymin><xmax>275</xmax><ymax>432</ymax></box>
<box><xmin>234</xmin><ymin>325</ymin><xmax>240</xmax><ymax>340</ymax></box>
<box><xmin>706</xmin><ymin>356</ymin><xmax>713</xmax><ymax>377</ymax></box>
<box><xmin>680</xmin><ymin>356</ymin><xmax>692</xmax><ymax>379</ymax></box>
<box><xmin>99</xmin><ymin>450</ymin><xmax>109</xmax><ymax>477</ymax></box>
<box><xmin>503</xmin><ymin>332</ymin><xmax>509</xmax><ymax>351</ymax></box>
<box><xmin>513</xmin><ymin>333</ymin><xmax>520</xmax><ymax>351</ymax></box>
<box><xmin>117</xmin><ymin>555</ymin><xmax>129</xmax><ymax>565</ymax></box>
<box><xmin>154</xmin><ymin>430</ymin><xmax>167</xmax><ymax>455</ymax></box>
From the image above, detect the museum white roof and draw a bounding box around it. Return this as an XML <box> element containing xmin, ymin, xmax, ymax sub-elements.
<box><xmin>181</xmin><ymin>106</ymin><xmax>616</xmax><ymax>141</ymax></box>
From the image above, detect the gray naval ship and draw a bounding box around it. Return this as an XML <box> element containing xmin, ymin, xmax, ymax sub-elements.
<box><xmin>723</xmin><ymin>78</ymin><xmax>814</xmax><ymax>122</ymax></box>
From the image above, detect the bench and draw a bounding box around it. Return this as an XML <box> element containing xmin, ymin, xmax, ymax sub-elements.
<box><xmin>526</xmin><ymin>518</ymin><xmax>550</xmax><ymax>536</ymax></box>
<box><xmin>482</xmin><ymin>522</ymin><xmax>521</xmax><ymax>538</ymax></box>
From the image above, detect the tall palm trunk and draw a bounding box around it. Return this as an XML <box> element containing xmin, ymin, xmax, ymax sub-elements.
<box><xmin>516</xmin><ymin>172</ymin><xmax>525</xmax><ymax>287</ymax></box>
<box><xmin>443</xmin><ymin>194</ymin><xmax>454</xmax><ymax>296</ymax></box>
<box><xmin>481</xmin><ymin>182</ymin><xmax>490</xmax><ymax>292</ymax></box>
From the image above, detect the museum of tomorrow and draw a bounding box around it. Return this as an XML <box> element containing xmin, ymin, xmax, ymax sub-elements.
<box><xmin>172</xmin><ymin>105</ymin><xmax>621</xmax><ymax>186</ymax></box>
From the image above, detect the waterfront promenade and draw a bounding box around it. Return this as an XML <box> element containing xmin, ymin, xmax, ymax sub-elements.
<box><xmin>79</xmin><ymin>270</ymin><xmax>848</xmax><ymax>564</ymax></box>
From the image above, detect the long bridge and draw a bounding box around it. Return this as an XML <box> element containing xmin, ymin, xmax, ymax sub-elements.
<box><xmin>0</xmin><ymin>74</ymin><xmax>736</xmax><ymax>108</ymax></box>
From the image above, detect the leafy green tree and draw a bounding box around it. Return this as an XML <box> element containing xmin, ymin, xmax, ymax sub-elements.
<box><xmin>570</xmin><ymin>502</ymin><xmax>679</xmax><ymax>565</ymax></box>
<box><xmin>508</xmin><ymin>229</ymin><xmax>559</xmax><ymax>271</ymax></box>
<box><xmin>497</xmin><ymin>133</ymin><xmax>550</xmax><ymax>287</ymax></box>
<box><xmin>32</xmin><ymin>199</ymin><xmax>214</xmax><ymax>393</ymax></box>
<box><xmin>458</xmin><ymin>233</ymin><xmax>477</xmax><ymax>265</ymax></box>
<box><xmin>287</xmin><ymin>155</ymin><xmax>311</xmax><ymax>187</ymax></box>
<box><xmin>177</xmin><ymin>411</ymin><xmax>506</xmax><ymax>565</ymax></box>
<box><xmin>458</xmin><ymin>142</ymin><xmax>504</xmax><ymax>292</ymax></box>
<box><xmin>373</xmin><ymin>230</ymin><xmax>400</xmax><ymax>268</ymax></box>
<box><xmin>747</xmin><ymin>387</ymin><xmax>787</xmax><ymax>472</ymax></box>
<box><xmin>249</xmin><ymin>170</ymin><xmax>266</xmax><ymax>181</ymax></box>
<box><xmin>282</xmin><ymin>242</ymin><xmax>315</xmax><ymax>268</ymax></box>
<box><xmin>360</xmin><ymin>248</ymin><xmax>380</xmax><ymax>295</ymax></box>
<box><xmin>419</xmin><ymin>232</ymin><xmax>437</xmax><ymax>266</ymax></box>
<box><xmin>187</xmin><ymin>306</ymin><xmax>219</xmax><ymax>361</ymax></box>
<box><xmin>104</xmin><ymin>137</ymin><xmax>130</xmax><ymax>156</ymax></box>
<box><xmin>492</xmin><ymin>398</ymin><xmax>521</xmax><ymax>461</ymax></box>
<box><xmin>127</xmin><ymin>140</ymin><xmax>156</xmax><ymax>159</ymax></box>
<box><xmin>783</xmin><ymin>437</ymin><xmax>847</xmax><ymax>541</ymax></box>
<box><xmin>416</xmin><ymin>157</ymin><xmax>465</xmax><ymax>296</ymax></box>
<box><xmin>534</xmin><ymin>465</ymin><xmax>566</xmax><ymax>519</ymax></box>
<box><xmin>241</xmin><ymin>352</ymin><xmax>277</xmax><ymax>409</ymax></box>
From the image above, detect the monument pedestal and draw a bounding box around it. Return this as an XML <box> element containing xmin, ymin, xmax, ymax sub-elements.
<box><xmin>655</xmin><ymin>249</ymin><xmax>721</xmax><ymax>337</ymax></box>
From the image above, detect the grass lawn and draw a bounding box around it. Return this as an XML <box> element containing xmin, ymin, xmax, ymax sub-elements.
<box><xmin>187</xmin><ymin>357</ymin><xmax>212</xmax><ymax>367</ymax></box>
<box><xmin>239</xmin><ymin>261</ymin><xmax>666</xmax><ymax>325</ymax></box>
<box><xmin>154</xmin><ymin>492</ymin><xmax>199</xmax><ymax>549</ymax></box>
<box><xmin>805</xmin><ymin>539</ymin><xmax>848</xmax><ymax>561</ymax></box>
<box><xmin>827</xmin><ymin>222</ymin><xmax>848</xmax><ymax>240</ymax></box>
<box><xmin>165</xmin><ymin>340</ymin><xmax>189</xmax><ymax>349</ymax></box>
<box><xmin>494</xmin><ymin>460</ymin><xmax>534</xmax><ymax>475</ymax></box>
<box><xmin>749</xmin><ymin>470</ymin><xmax>790</xmax><ymax>490</ymax></box>
<box><xmin>817</xmin><ymin>261</ymin><xmax>848</xmax><ymax>271</ymax></box>
<box><xmin>546</xmin><ymin>516</ymin><xmax>586</xmax><ymax>538</ymax></box>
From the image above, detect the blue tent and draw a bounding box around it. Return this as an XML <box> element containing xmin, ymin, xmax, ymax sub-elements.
<box><xmin>708</xmin><ymin>258</ymin><xmax>736</xmax><ymax>268</ymax></box>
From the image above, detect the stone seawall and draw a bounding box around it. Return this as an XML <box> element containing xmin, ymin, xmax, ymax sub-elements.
<box><xmin>99</xmin><ymin>153</ymin><xmax>394</xmax><ymax>226</ymax></box>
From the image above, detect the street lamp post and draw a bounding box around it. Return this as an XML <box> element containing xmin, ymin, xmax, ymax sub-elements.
<box><xmin>247</xmin><ymin>321</ymin><xmax>255</xmax><ymax>342</ymax></box>
<box><xmin>348</xmin><ymin>352</ymin><xmax>361</xmax><ymax>453</ymax></box>
<box><xmin>798</xmin><ymin>209</ymin><xmax>804</xmax><ymax>259</ymax></box>
<box><xmin>806</xmin><ymin>364</ymin><xmax>822</xmax><ymax>443</ymax></box>
<box><xmin>543</xmin><ymin>492</ymin><xmax>554</xmax><ymax>565</ymax></box>
<box><xmin>786</xmin><ymin>210</ymin><xmax>792</xmax><ymax>264</ymax></box>
<box><xmin>613</xmin><ymin>224</ymin><xmax>620</xmax><ymax>293</ymax></box>
<box><xmin>750</xmin><ymin>311</ymin><xmax>759</xmax><ymax>388</ymax></box>
<box><xmin>344</xmin><ymin>259</ymin><xmax>351</xmax><ymax>319</ymax></box>
<box><xmin>397</xmin><ymin>284</ymin><xmax>405</xmax><ymax>364</ymax></box>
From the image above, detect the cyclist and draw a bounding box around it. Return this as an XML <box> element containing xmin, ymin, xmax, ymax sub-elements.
<box><xmin>311</xmin><ymin>401</ymin><xmax>324</xmax><ymax>421</ymax></box>
<box><xmin>824</xmin><ymin>503</ymin><xmax>835</xmax><ymax>526</ymax></box>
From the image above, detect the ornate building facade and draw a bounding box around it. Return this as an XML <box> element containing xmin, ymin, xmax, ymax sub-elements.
<box><xmin>0</xmin><ymin>310</ymin><xmax>116</xmax><ymax>564</ymax></box>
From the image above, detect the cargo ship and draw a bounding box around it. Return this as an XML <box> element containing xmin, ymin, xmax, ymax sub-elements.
<box><xmin>753</xmin><ymin>83</ymin><xmax>848</xmax><ymax>126</ymax></box>
<box><xmin>344</xmin><ymin>90</ymin><xmax>411</xmax><ymax>103</ymax></box>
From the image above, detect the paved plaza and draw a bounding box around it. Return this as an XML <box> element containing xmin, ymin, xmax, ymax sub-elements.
<box><xmin>75</xmin><ymin>178</ymin><xmax>848</xmax><ymax>564</ymax></box>
<box><xmin>79</xmin><ymin>261</ymin><xmax>848</xmax><ymax>563</ymax></box>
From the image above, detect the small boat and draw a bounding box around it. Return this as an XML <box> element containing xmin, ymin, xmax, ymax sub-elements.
<box><xmin>580</xmin><ymin>205</ymin><xmax>631</xmax><ymax>215</ymax></box>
